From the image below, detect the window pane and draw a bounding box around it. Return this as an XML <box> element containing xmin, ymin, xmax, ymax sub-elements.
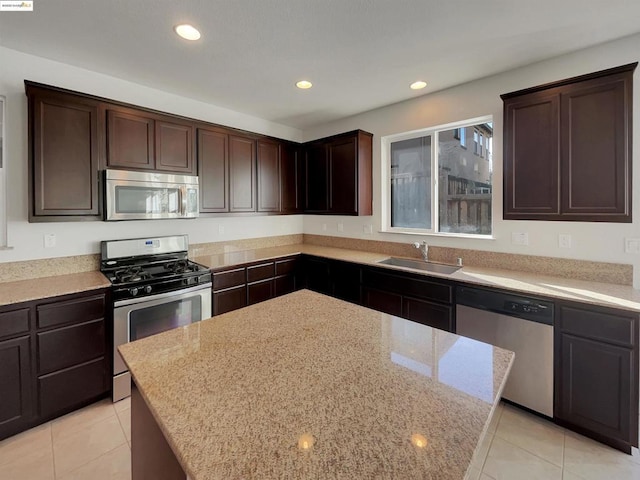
<box><xmin>390</xmin><ymin>136</ymin><xmax>431</xmax><ymax>229</ymax></box>
<box><xmin>438</xmin><ymin>123</ymin><xmax>492</xmax><ymax>234</ymax></box>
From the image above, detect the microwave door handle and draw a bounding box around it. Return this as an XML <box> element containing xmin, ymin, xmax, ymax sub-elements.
<box><xmin>180</xmin><ymin>186</ymin><xmax>188</xmax><ymax>216</ymax></box>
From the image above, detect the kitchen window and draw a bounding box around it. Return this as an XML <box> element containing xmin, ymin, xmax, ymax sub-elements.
<box><xmin>382</xmin><ymin>116</ymin><xmax>493</xmax><ymax>236</ymax></box>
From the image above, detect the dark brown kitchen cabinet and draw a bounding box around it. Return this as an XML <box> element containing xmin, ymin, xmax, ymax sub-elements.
<box><xmin>502</xmin><ymin>63</ymin><xmax>636</xmax><ymax>222</ymax></box>
<box><xmin>304</xmin><ymin>130</ymin><xmax>373</xmax><ymax>215</ymax></box>
<box><xmin>106</xmin><ymin>107</ymin><xmax>195</xmax><ymax>175</ymax></box>
<box><xmin>555</xmin><ymin>302</ymin><xmax>638</xmax><ymax>453</ymax></box>
<box><xmin>27</xmin><ymin>84</ymin><xmax>102</xmax><ymax>221</ymax></box>
<box><xmin>229</xmin><ymin>135</ymin><xmax>257</xmax><ymax>212</ymax></box>
<box><xmin>257</xmin><ymin>140</ymin><xmax>280</xmax><ymax>212</ymax></box>
<box><xmin>361</xmin><ymin>267</ymin><xmax>454</xmax><ymax>331</ymax></box>
<box><xmin>0</xmin><ymin>289</ymin><xmax>109</xmax><ymax>441</ymax></box>
<box><xmin>0</xmin><ymin>335</ymin><xmax>33</xmax><ymax>440</ymax></box>
<box><xmin>281</xmin><ymin>143</ymin><xmax>305</xmax><ymax>214</ymax></box>
<box><xmin>198</xmin><ymin>127</ymin><xmax>229</xmax><ymax>213</ymax></box>
<box><xmin>35</xmin><ymin>292</ymin><xmax>109</xmax><ymax>420</ymax></box>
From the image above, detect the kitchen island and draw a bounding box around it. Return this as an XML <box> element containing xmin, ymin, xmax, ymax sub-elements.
<box><xmin>119</xmin><ymin>290</ymin><xmax>514</xmax><ymax>480</ymax></box>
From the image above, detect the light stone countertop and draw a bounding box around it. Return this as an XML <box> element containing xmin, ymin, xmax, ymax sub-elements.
<box><xmin>194</xmin><ymin>244</ymin><xmax>640</xmax><ymax>312</ymax></box>
<box><xmin>119</xmin><ymin>290</ymin><xmax>514</xmax><ymax>480</ymax></box>
<box><xmin>0</xmin><ymin>271</ymin><xmax>111</xmax><ymax>306</ymax></box>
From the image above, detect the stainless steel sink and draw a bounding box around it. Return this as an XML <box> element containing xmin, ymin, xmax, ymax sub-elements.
<box><xmin>377</xmin><ymin>257</ymin><xmax>461</xmax><ymax>274</ymax></box>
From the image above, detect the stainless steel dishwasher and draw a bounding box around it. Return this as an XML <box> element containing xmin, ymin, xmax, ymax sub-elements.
<box><xmin>456</xmin><ymin>286</ymin><xmax>554</xmax><ymax>417</ymax></box>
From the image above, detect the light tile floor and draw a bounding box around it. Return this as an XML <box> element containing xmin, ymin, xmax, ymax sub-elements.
<box><xmin>1</xmin><ymin>399</ymin><xmax>639</xmax><ymax>479</ymax></box>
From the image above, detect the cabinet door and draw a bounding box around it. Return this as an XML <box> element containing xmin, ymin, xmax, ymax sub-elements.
<box><xmin>198</xmin><ymin>128</ymin><xmax>229</xmax><ymax>212</ymax></box>
<box><xmin>229</xmin><ymin>135</ymin><xmax>256</xmax><ymax>212</ymax></box>
<box><xmin>362</xmin><ymin>287</ymin><xmax>402</xmax><ymax>317</ymax></box>
<box><xmin>106</xmin><ymin>108</ymin><xmax>154</xmax><ymax>170</ymax></box>
<box><xmin>303</xmin><ymin>257</ymin><xmax>331</xmax><ymax>294</ymax></box>
<box><xmin>257</xmin><ymin>140</ymin><xmax>280</xmax><ymax>212</ymax></box>
<box><xmin>330</xmin><ymin>261</ymin><xmax>361</xmax><ymax>304</ymax></box>
<box><xmin>30</xmin><ymin>91</ymin><xmax>101</xmax><ymax>219</ymax></box>
<box><xmin>0</xmin><ymin>336</ymin><xmax>33</xmax><ymax>440</ymax></box>
<box><xmin>281</xmin><ymin>144</ymin><xmax>304</xmax><ymax>213</ymax></box>
<box><xmin>213</xmin><ymin>286</ymin><xmax>247</xmax><ymax>315</ymax></box>
<box><xmin>329</xmin><ymin>136</ymin><xmax>358</xmax><ymax>214</ymax></box>
<box><xmin>557</xmin><ymin>333</ymin><xmax>633</xmax><ymax>444</ymax></box>
<box><xmin>248</xmin><ymin>279</ymin><xmax>274</xmax><ymax>305</ymax></box>
<box><xmin>403</xmin><ymin>297</ymin><xmax>453</xmax><ymax>332</ymax></box>
<box><xmin>503</xmin><ymin>92</ymin><xmax>560</xmax><ymax>218</ymax></box>
<box><xmin>560</xmin><ymin>72</ymin><xmax>631</xmax><ymax>221</ymax></box>
<box><xmin>155</xmin><ymin>119</ymin><xmax>194</xmax><ymax>174</ymax></box>
<box><xmin>305</xmin><ymin>143</ymin><xmax>329</xmax><ymax>212</ymax></box>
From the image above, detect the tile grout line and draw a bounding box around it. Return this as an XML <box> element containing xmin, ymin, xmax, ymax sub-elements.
<box><xmin>56</xmin><ymin>443</ymin><xmax>128</xmax><ymax>480</ymax></box>
<box><xmin>50</xmin><ymin>423</ymin><xmax>57</xmax><ymax>480</ymax></box>
<box><xmin>115</xmin><ymin>408</ymin><xmax>131</xmax><ymax>449</ymax></box>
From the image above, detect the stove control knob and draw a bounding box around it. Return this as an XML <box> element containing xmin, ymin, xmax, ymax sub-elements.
<box><xmin>144</xmin><ymin>285</ymin><xmax>152</xmax><ymax>294</ymax></box>
<box><xmin>129</xmin><ymin>287</ymin><xmax>139</xmax><ymax>297</ymax></box>
<box><xmin>194</xmin><ymin>277</ymin><xmax>200</xmax><ymax>284</ymax></box>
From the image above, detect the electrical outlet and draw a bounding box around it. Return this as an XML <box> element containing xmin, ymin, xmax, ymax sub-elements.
<box><xmin>337</xmin><ymin>223</ymin><xmax>344</xmax><ymax>232</ymax></box>
<box><xmin>363</xmin><ymin>225</ymin><xmax>373</xmax><ymax>234</ymax></box>
<box><xmin>43</xmin><ymin>233</ymin><xmax>56</xmax><ymax>248</ymax></box>
<box><xmin>625</xmin><ymin>238</ymin><xmax>640</xmax><ymax>254</ymax></box>
<box><xmin>218</xmin><ymin>225</ymin><xmax>225</xmax><ymax>235</ymax></box>
<box><xmin>322</xmin><ymin>223</ymin><xmax>327</xmax><ymax>232</ymax></box>
<box><xmin>511</xmin><ymin>232</ymin><xmax>528</xmax><ymax>246</ymax></box>
<box><xmin>558</xmin><ymin>234</ymin><xmax>572</xmax><ymax>248</ymax></box>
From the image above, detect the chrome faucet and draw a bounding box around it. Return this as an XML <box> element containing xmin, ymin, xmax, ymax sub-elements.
<box><xmin>413</xmin><ymin>241</ymin><xmax>429</xmax><ymax>261</ymax></box>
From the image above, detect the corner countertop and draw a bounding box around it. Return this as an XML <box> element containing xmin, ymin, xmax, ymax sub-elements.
<box><xmin>119</xmin><ymin>290</ymin><xmax>514</xmax><ymax>480</ymax></box>
<box><xmin>194</xmin><ymin>244</ymin><xmax>640</xmax><ymax>312</ymax></box>
<box><xmin>0</xmin><ymin>271</ymin><xmax>111</xmax><ymax>306</ymax></box>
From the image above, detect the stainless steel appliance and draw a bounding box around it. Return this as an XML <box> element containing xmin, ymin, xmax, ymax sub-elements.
<box><xmin>101</xmin><ymin>235</ymin><xmax>212</xmax><ymax>401</ymax></box>
<box><xmin>456</xmin><ymin>286</ymin><xmax>554</xmax><ymax>417</ymax></box>
<box><xmin>104</xmin><ymin>169</ymin><xmax>199</xmax><ymax>221</ymax></box>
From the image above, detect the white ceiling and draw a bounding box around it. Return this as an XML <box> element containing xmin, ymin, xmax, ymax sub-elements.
<box><xmin>1</xmin><ymin>0</ymin><xmax>639</xmax><ymax>129</ymax></box>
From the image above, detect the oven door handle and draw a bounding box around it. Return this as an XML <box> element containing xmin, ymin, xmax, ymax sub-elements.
<box><xmin>114</xmin><ymin>282</ymin><xmax>212</xmax><ymax>308</ymax></box>
<box><xmin>180</xmin><ymin>185</ymin><xmax>188</xmax><ymax>217</ymax></box>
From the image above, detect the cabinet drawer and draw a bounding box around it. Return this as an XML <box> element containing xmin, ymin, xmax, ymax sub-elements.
<box><xmin>37</xmin><ymin>294</ymin><xmax>105</xmax><ymax>330</ymax></box>
<box><xmin>248</xmin><ymin>279</ymin><xmax>274</xmax><ymax>305</ymax></box>
<box><xmin>213</xmin><ymin>268</ymin><xmax>246</xmax><ymax>291</ymax></box>
<box><xmin>275</xmin><ymin>258</ymin><xmax>298</xmax><ymax>276</ymax></box>
<box><xmin>247</xmin><ymin>263</ymin><xmax>275</xmax><ymax>283</ymax></box>
<box><xmin>38</xmin><ymin>357</ymin><xmax>107</xmax><ymax>419</ymax></box>
<box><xmin>213</xmin><ymin>286</ymin><xmax>247</xmax><ymax>315</ymax></box>
<box><xmin>362</xmin><ymin>268</ymin><xmax>452</xmax><ymax>304</ymax></box>
<box><xmin>37</xmin><ymin>318</ymin><xmax>105</xmax><ymax>375</ymax></box>
<box><xmin>275</xmin><ymin>275</ymin><xmax>296</xmax><ymax>297</ymax></box>
<box><xmin>559</xmin><ymin>304</ymin><xmax>636</xmax><ymax>348</ymax></box>
<box><xmin>0</xmin><ymin>308</ymin><xmax>30</xmax><ymax>340</ymax></box>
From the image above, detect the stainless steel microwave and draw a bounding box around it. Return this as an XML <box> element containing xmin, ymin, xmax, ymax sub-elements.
<box><xmin>104</xmin><ymin>169</ymin><xmax>199</xmax><ymax>221</ymax></box>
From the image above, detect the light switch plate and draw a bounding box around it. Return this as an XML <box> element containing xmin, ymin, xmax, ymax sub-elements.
<box><xmin>625</xmin><ymin>238</ymin><xmax>640</xmax><ymax>254</ymax></box>
<box><xmin>337</xmin><ymin>223</ymin><xmax>344</xmax><ymax>232</ymax></box>
<box><xmin>558</xmin><ymin>234</ymin><xmax>572</xmax><ymax>249</ymax></box>
<box><xmin>43</xmin><ymin>233</ymin><xmax>56</xmax><ymax>248</ymax></box>
<box><xmin>511</xmin><ymin>232</ymin><xmax>528</xmax><ymax>246</ymax></box>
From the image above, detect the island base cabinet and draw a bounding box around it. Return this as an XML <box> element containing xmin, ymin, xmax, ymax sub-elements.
<box><xmin>132</xmin><ymin>384</ymin><xmax>186</xmax><ymax>480</ymax></box>
<box><xmin>0</xmin><ymin>336</ymin><xmax>33</xmax><ymax>440</ymax></box>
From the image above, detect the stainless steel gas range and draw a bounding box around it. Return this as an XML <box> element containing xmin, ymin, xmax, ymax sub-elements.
<box><xmin>100</xmin><ymin>235</ymin><xmax>212</xmax><ymax>401</ymax></box>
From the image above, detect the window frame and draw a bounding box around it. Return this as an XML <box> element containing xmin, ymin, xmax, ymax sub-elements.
<box><xmin>0</xmin><ymin>95</ymin><xmax>6</xmax><ymax>249</ymax></box>
<box><xmin>381</xmin><ymin>115</ymin><xmax>494</xmax><ymax>239</ymax></box>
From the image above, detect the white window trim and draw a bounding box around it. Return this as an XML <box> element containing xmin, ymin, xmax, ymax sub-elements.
<box><xmin>0</xmin><ymin>95</ymin><xmax>7</xmax><ymax>249</ymax></box>
<box><xmin>380</xmin><ymin>115</ymin><xmax>494</xmax><ymax>239</ymax></box>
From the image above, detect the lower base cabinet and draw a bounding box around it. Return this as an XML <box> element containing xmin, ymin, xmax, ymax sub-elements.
<box><xmin>555</xmin><ymin>302</ymin><xmax>638</xmax><ymax>452</ymax></box>
<box><xmin>0</xmin><ymin>290</ymin><xmax>109</xmax><ymax>441</ymax></box>
<box><xmin>0</xmin><ymin>336</ymin><xmax>33</xmax><ymax>439</ymax></box>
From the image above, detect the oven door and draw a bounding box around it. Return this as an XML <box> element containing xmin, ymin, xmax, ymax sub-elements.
<box><xmin>113</xmin><ymin>283</ymin><xmax>212</xmax><ymax>380</ymax></box>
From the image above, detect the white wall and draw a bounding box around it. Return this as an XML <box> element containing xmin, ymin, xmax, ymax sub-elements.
<box><xmin>0</xmin><ymin>47</ymin><xmax>304</xmax><ymax>263</ymax></box>
<box><xmin>302</xmin><ymin>33</ymin><xmax>640</xmax><ymax>286</ymax></box>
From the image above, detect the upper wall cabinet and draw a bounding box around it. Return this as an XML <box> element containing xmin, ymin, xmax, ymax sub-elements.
<box><xmin>26</xmin><ymin>84</ymin><xmax>102</xmax><ymax>222</ymax></box>
<box><xmin>502</xmin><ymin>63</ymin><xmax>637</xmax><ymax>222</ymax></box>
<box><xmin>106</xmin><ymin>107</ymin><xmax>195</xmax><ymax>175</ymax></box>
<box><xmin>280</xmin><ymin>143</ymin><xmax>305</xmax><ymax>214</ymax></box>
<box><xmin>197</xmin><ymin>126</ymin><xmax>229</xmax><ymax>213</ymax></box>
<box><xmin>304</xmin><ymin>130</ymin><xmax>373</xmax><ymax>216</ymax></box>
<box><xmin>256</xmin><ymin>139</ymin><xmax>281</xmax><ymax>212</ymax></box>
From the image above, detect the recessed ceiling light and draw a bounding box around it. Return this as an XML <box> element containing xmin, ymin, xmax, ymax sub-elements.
<box><xmin>174</xmin><ymin>24</ymin><xmax>201</xmax><ymax>41</ymax></box>
<box><xmin>296</xmin><ymin>80</ymin><xmax>313</xmax><ymax>89</ymax></box>
<box><xmin>410</xmin><ymin>81</ymin><xmax>427</xmax><ymax>90</ymax></box>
